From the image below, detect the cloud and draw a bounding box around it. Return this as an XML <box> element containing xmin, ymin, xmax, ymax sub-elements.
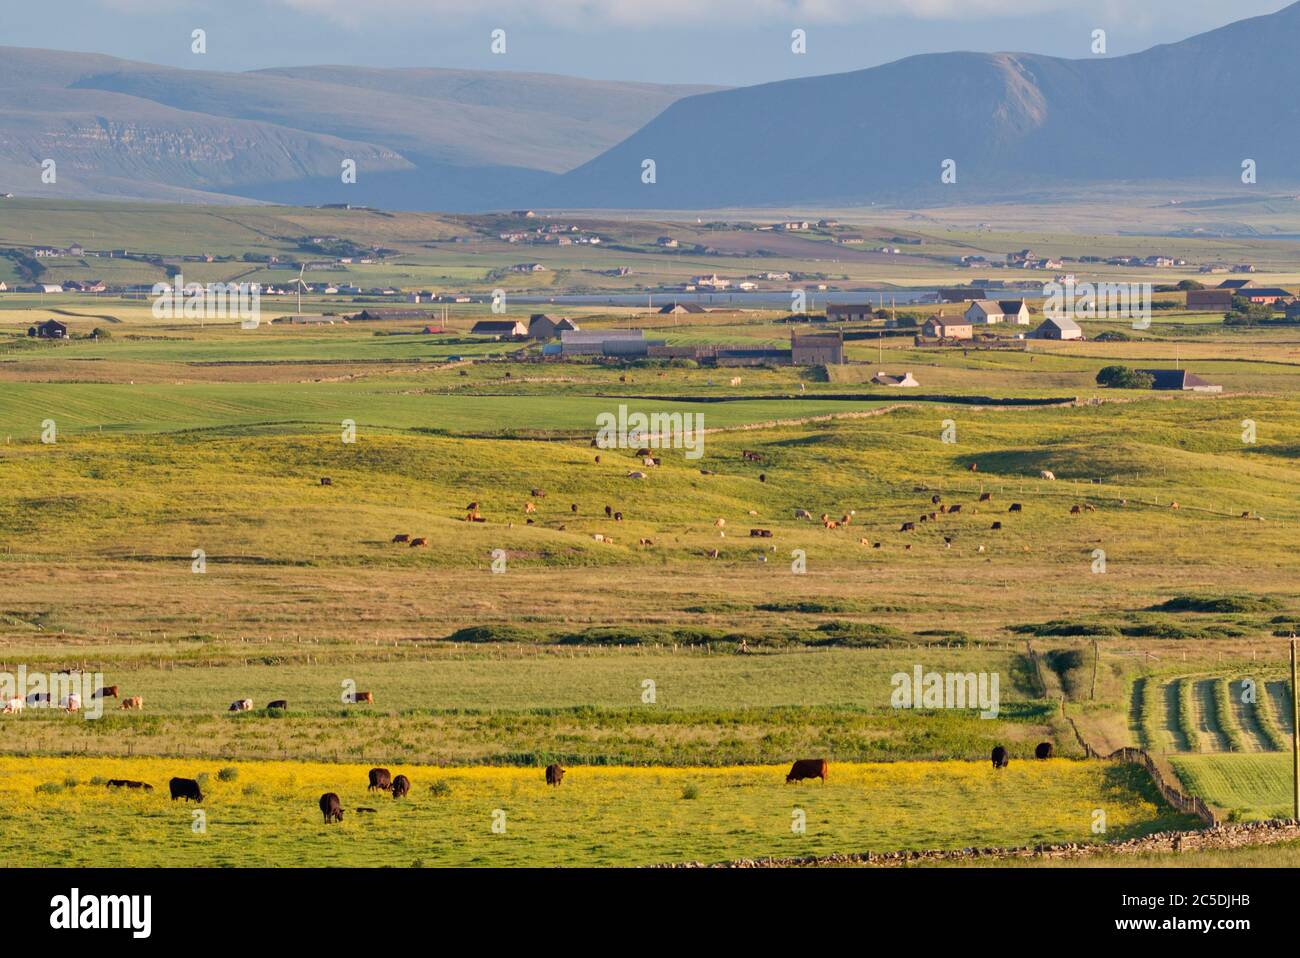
<box><xmin>267</xmin><ymin>0</ymin><xmax>1135</xmax><ymax>28</ymax></box>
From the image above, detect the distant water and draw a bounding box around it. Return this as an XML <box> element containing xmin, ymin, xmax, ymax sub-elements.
<box><xmin>515</xmin><ymin>289</ymin><xmax>1046</xmax><ymax>309</ymax></box>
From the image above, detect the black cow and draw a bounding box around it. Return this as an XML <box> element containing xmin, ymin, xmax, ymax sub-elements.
<box><xmin>1009</xmin><ymin>503</ymin><xmax>1023</xmax><ymax>512</ymax></box>
<box><xmin>991</xmin><ymin>746</ymin><xmax>1009</xmax><ymax>769</ymax></box>
<box><xmin>267</xmin><ymin>699</ymin><xmax>288</xmax><ymax>710</ymax></box>
<box><xmin>900</xmin><ymin>522</ymin><xmax>916</xmax><ymax>532</ymax></box>
<box><xmin>107</xmin><ymin>779</ymin><xmax>153</xmax><ymax>791</ymax></box>
<box><xmin>391</xmin><ymin>774</ymin><xmax>411</xmax><ymax>799</ymax></box>
<box><xmin>169</xmin><ymin>777</ymin><xmax>203</xmax><ymax>802</ymax></box>
<box><xmin>319</xmin><ymin>792</ymin><xmax>343</xmax><ymax>823</ymax></box>
<box><xmin>545</xmin><ymin>763</ymin><xmax>566</xmax><ymax>786</ymax></box>
<box><xmin>368</xmin><ymin>767</ymin><xmax>392</xmax><ymax>791</ymax></box>
<box><xmin>786</xmin><ymin>759</ymin><xmax>828</xmax><ymax>784</ymax></box>
<box><xmin>1035</xmin><ymin>742</ymin><xmax>1054</xmax><ymax>760</ymax></box>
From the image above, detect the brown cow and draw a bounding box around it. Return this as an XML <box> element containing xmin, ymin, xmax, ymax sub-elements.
<box><xmin>1070</xmin><ymin>505</ymin><xmax>1083</xmax><ymax>515</ymax></box>
<box><xmin>368</xmin><ymin>767</ymin><xmax>392</xmax><ymax>791</ymax></box>
<box><xmin>320</xmin><ymin>477</ymin><xmax>332</xmax><ymax>486</ymax></box>
<box><xmin>749</xmin><ymin>529</ymin><xmax>773</xmax><ymax>538</ymax></box>
<box><xmin>319</xmin><ymin>792</ymin><xmax>344</xmax><ymax>823</ymax></box>
<box><xmin>524</xmin><ymin>501</ymin><xmax>536</xmax><ymax>514</ymax></box>
<box><xmin>409</xmin><ymin>538</ymin><xmax>428</xmax><ymax>548</ymax></box>
<box><xmin>120</xmin><ymin>696</ymin><xmax>143</xmax><ymax>710</ymax></box>
<box><xmin>968</xmin><ymin>463</ymin><xmax>978</xmax><ymax>472</ymax></box>
<box><xmin>349</xmin><ymin>691</ymin><xmax>374</xmax><ymax>704</ymax></box>
<box><xmin>900</xmin><ymin>522</ymin><xmax>916</xmax><ymax>532</ymax></box>
<box><xmin>545</xmin><ymin>763</ymin><xmax>566</xmax><ymax>786</ymax></box>
<box><xmin>1035</xmin><ymin>742</ymin><xmax>1054</xmax><ymax>760</ymax></box>
<box><xmin>392</xmin><ymin>534</ymin><xmax>410</xmax><ymax>543</ymax></box>
<box><xmin>530</xmin><ymin>489</ymin><xmax>547</xmax><ymax>498</ymax></box>
<box><xmin>979</xmin><ymin>493</ymin><xmax>992</xmax><ymax>502</ymax></box>
<box><xmin>93</xmin><ymin>685</ymin><xmax>118</xmax><ymax>699</ymax></box>
<box><xmin>391</xmin><ymin>774</ymin><xmax>411</xmax><ymax>799</ymax></box>
<box><xmin>786</xmin><ymin>759</ymin><xmax>828</xmax><ymax>784</ymax></box>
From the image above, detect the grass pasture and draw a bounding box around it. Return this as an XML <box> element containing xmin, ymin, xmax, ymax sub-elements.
<box><xmin>1169</xmin><ymin>754</ymin><xmax>1298</xmax><ymax>821</ymax></box>
<box><xmin>1</xmin><ymin>755</ymin><xmax>1193</xmax><ymax>867</ymax></box>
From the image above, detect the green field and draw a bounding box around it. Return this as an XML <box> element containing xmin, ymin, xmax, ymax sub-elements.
<box><xmin>4</xmin><ymin>200</ymin><xmax>1300</xmax><ymax>865</ymax></box>
<box><xmin>1170</xmin><ymin>754</ymin><xmax>1299</xmax><ymax>821</ymax></box>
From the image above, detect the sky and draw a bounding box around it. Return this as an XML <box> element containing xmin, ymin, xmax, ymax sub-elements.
<box><xmin>1</xmin><ymin>0</ymin><xmax>1290</xmax><ymax>85</ymax></box>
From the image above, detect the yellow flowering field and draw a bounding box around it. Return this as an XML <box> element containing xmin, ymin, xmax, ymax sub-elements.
<box><xmin>0</xmin><ymin>756</ymin><xmax>1194</xmax><ymax>867</ymax></box>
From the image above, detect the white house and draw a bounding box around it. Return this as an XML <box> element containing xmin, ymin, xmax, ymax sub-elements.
<box><xmin>998</xmin><ymin>300</ymin><xmax>1031</xmax><ymax>325</ymax></box>
<box><xmin>965</xmin><ymin>300</ymin><xmax>1006</xmax><ymax>325</ymax></box>
<box><xmin>872</xmin><ymin>371</ymin><xmax>920</xmax><ymax>387</ymax></box>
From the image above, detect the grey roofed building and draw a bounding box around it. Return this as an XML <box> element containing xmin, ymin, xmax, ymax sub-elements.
<box><xmin>1031</xmin><ymin>316</ymin><xmax>1082</xmax><ymax>339</ymax></box>
<box><xmin>658</xmin><ymin>302</ymin><xmax>706</xmax><ymax>314</ymax></box>
<box><xmin>1136</xmin><ymin>369</ymin><xmax>1222</xmax><ymax>393</ymax></box>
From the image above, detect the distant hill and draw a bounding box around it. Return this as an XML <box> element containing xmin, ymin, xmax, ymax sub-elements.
<box><xmin>547</xmin><ymin>2</ymin><xmax>1300</xmax><ymax>208</ymax></box>
<box><xmin>5</xmin><ymin>2</ymin><xmax>1300</xmax><ymax>212</ymax></box>
<box><xmin>0</xmin><ymin>47</ymin><xmax>717</xmax><ymax>209</ymax></box>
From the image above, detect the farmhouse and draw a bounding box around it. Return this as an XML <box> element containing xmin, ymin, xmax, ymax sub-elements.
<box><xmin>1137</xmin><ymin>369</ymin><xmax>1223</xmax><ymax>393</ymax></box>
<box><xmin>691</xmin><ymin>274</ymin><xmax>730</xmax><ymax>290</ymax></box>
<box><xmin>1235</xmin><ymin>287</ymin><xmax>1291</xmax><ymax>305</ymax></box>
<box><xmin>1187</xmin><ymin>289</ymin><xmax>1233</xmax><ymax>310</ymax></box>
<box><xmin>1030</xmin><ymin>316</ymin><xmax>1082</xmax><ymax>340</ymax></box>
<box><xmin>872</xmin><ymin>371</ymin><xmax>920</xmax><ymax>387</ymax></box>
<box><xmin>791</xmin><ymin>330</ymin><xmax>845</xmax><ymax>365</ymax></box>
<box><xmin>998</xmin><ymin>300</ymin><xmax>1031</xmax><ymax>324</ymax></box>
<box><xmin>29</xmin><ymin>319</ymin><xmax>67</xmax><ymax>339</ymax></box>
<box><xmin>470</xmin><ymin>320</ymin><xmax>529</xmax><ymax>339</ymax></box>
<box><xmin>826</xmin><ymin>303</ymin><xmax>876</xmax><ymax>323</ymax></box>
<box><xmin>922</xmin><ymin>316</ymin><xmax>973</xmax><ymax>340</ymax></box>
<box><xmin>527</xmin><ymin>314</ymin><xmax>578</xmax><ymax>340</ymax></box>
<box><xmin>965</xmin><ymin>300</ymin><xmax>1006</xmax><ymax>324</ymax></box>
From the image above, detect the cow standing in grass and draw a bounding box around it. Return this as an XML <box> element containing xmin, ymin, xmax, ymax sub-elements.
<box><xmin>320</xmin><ymin>792</ymin><xmax>343</xmax><ymax>823</ymax></box>
<box><xmin>786</xmin><ymin>759</ymin><xmax>827</xmax><ymax>784</ymax></box>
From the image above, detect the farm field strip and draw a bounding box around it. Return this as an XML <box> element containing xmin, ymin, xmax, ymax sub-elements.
<box><xmin>1171</xmin><ymin>754</ymin><xmax>1299</xmax><ymax>821</ymax></box>
<box><xmin>0</xmin><ymin>756</ymin><xmax>1196</xmax><ymax>867</ymax></box>
<box><xmin>1138</xmin><ymin>676</ymin><xmax>1296</xmax><ymax>755</ymax></box>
